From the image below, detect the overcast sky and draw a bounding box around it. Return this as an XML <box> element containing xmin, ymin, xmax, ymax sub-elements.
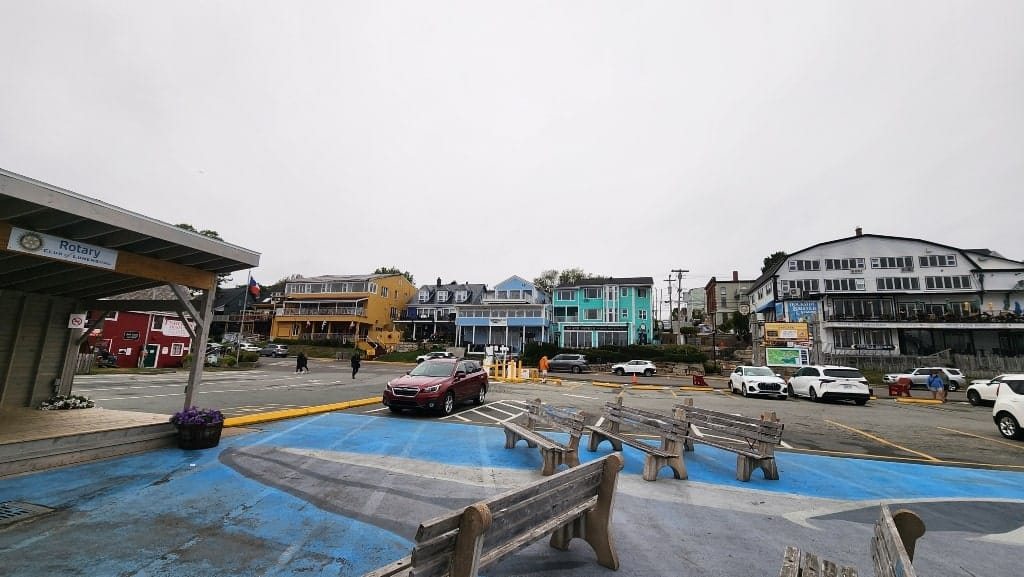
<box><xmin>2</xmin><ymin>1</ymin><xmax>1022</xmax><ymax>302</ymax></box>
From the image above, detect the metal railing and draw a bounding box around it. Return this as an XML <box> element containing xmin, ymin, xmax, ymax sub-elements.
<box><xmin>280</xmin><ymin>307</ymin><xmax>366</xmax><ymax>317</ymax></box>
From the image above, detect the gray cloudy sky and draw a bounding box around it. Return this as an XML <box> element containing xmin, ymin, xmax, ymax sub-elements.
<box><xmin>2</xmin><ymin>1</ymin><xmax>1022</xmax><ymax>297</ymax></box>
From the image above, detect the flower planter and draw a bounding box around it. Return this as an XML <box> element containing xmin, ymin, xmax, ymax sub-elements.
<box><xmin>175</xmin><ymin>423</ymin><xmax>224</xmax><ymax>450</ymax></box>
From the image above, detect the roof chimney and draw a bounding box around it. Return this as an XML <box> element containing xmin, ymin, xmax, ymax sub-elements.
<box><xmin>855</xmin><ymin>226</ymin><xmax>863</xmax><ymax>237</ymax></box>
<box><xmin>732</xmin><ymin>270</ymin><xmax>739</xmax><ymax>282</ymax></box>
<box><xmin>436</xmin><ymin>277</ymin><xmax>441</xmax><ymax>287</ymax></box>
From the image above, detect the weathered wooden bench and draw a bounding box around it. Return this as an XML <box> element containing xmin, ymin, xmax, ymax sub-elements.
<box><xmin>779</xmin><ymin>504</ymin><xmax>925</xmax><ymax>577</ymax></box>
<box><xmin>502</xmin><ymin>398</ymin><xmax>585</xmax><ymax>475</ymax></box>
<box><xmin>674</xmin><ymin>399</ymin><xmax>784</xmax><ymax>482</ymax></box>
<box><xmin>585</xmin><ymin>395</ymin><xmax>688</xmax><ymax>481</ymax></box>
<box><xmin>363</xmin><ymin>452</ymin><xmax>625</xmax><ymax>577</ymax></box>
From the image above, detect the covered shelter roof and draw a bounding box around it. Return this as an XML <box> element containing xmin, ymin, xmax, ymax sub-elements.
<box><xmin>0</xmin><ymin>168</ymin><xmax>259</xmax><ymax>299</ymax></box>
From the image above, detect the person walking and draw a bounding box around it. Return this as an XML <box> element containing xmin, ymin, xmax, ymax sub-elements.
<box><xmin>538</xmin><ymin>355</ymin><xmax>549</xmax><ymax>383</ymax></box>
<box><xmin>926</xmin><ymin>369</ymin><xmax>944</xmax><ymax>401</ymax></box>
<box><xmin>350</xmin><ymin>352</ymin><xmax>361</xmax><ymax>379</ymax></box>
<box><xmin>295</xmin><ymin>351</ymin><xmax>308</xmax><ymax>374</ymax></box>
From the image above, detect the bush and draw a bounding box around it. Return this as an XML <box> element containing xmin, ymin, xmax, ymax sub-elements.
<box><xmin>221</xmin><ymin>354</ymin><xmax>237</xmax><ymax>367</ymax></box>
<box><xmin>520</xmin><ymin>342</ymin><xmax>707</xmax><ymax>365</ymax></box>
<box><xmin>238</xmin><ymin>351</ymin><xmax>259</xmax><ymax>363</ymax></box>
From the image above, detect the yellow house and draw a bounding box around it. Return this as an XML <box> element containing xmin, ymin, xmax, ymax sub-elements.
<box><xmin>270</xmin><ymin>273</ymin><xmax>416</xmax><ymax>355</ymax></box>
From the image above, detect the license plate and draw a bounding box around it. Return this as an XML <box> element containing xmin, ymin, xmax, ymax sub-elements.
<box><xmin>842</xmin><ymin>384</ymin><xmax>852</xmax><ymax>388</ymax></box>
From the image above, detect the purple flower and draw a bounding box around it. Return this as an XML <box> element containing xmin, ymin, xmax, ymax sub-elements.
<box><xmin>170</xmin><ymin>406</ymin><xmax>224</xmax><ymax>425</ymax></box>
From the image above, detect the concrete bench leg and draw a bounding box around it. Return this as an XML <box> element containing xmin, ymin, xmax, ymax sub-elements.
<box><xmin>504</xmin><ymin>429</ymin><xmax>538</xmax><ymax>449</ymax></box>
<box><xmin>540</xmin><ymin>448</ymin><xmax>563</xmax><ymax>476</ymax></box>
<box><xmin>736</xmin><ymin>455</ymin><xmax>779</xmax><ymax>482</ymax></box>
<box><xmin>587</xmin><ymin>430</ymin><xmax>622</xmax><ymax>452</ymax></box>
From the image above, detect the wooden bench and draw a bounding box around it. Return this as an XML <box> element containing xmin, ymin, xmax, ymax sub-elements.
<box><xmin>502</xmin><ymin>398</ymin><xmax>585</xmax><ymax>476</ymax></box>
<box><xmin>674</xmin><ymin>399</ymin><xmax>784</xmax><ymax>482</ymax></box>
<box><xmin>585</xmin><ymin>396</ymin><xmax>688</xmax><ymax>481</ymax></box>
<box><xmin>363</xmin><ymin>452</ymin><xmax>625</xmax><ymax>577</ymax></box>
<box><xmin>779</xmin><ymin>504</ymin><xmax>925</xmax><ymax>577</ymax></box>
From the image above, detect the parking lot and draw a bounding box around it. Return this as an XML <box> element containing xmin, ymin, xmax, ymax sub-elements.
<box><xmin>74</xmin><ymin>361</ymin><xmax>1024</xmax><ymax>469</ymax></box>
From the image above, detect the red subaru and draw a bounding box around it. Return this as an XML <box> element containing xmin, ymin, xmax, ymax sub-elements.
<box><xmin>383</xmin><ymin>358</ymin><xmax>488</xmax><ymax>416</ymax></box>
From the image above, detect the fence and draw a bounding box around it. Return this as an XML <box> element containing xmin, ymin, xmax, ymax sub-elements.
<box><xmin>822</xmin><ymin>350</ymin><xmax>1024</xmax><ymax>378</ymax></box>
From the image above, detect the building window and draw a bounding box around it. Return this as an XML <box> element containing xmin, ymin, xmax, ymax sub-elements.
<box><xmin>780</xmin><ymin>279</ymin><xmax>820</xmax><ymax>293</ymax></box>
<box><xmin>789</xmin><ymin>259</ymin><xmax>821</xmax><ymax>271</ymax></box>
<box><xmin>597</xmin><ymin>331</ymin><xmax>628</xmax><ymax>346</ymax></box>
<box><xmin>925</xmin><ymin>276</ymin><xmax>972</xmax><ymax>290</ymax></box>
<box><xmin>437</xmin><ymin>290</ymin><xmax>449</xmax><ymax>302</ymax></box>
<box><xmin>563</xmin><ymin>330</ymin><xmax>592</xmax><ymax>348</ymax></box>
<box><xmin>919</xmin><ymin>255</ymin><xmax>957</xmax><ymax>268</ymax></box>
<box><xmin>103</xmin><ymin>311</ymin><xmax>118</xmax><ymax>320</ymax></box>
<box><xmin>638</xmin><ymin>309</ymin><xmax>648</xmax><ymax>320</ymax></box>
<box><xmin>557</xmin><ymin>290</ymin><xmax>575</xmax><ymax>301</ymax></box>
<box><xmin>824</xmin><ymin>258</ymin><xmax>865</xmax><ymax>271</ymax></box>
<box><xmin>381</xmin><ymin>286</ymin><xmax>389</xmax><ymax>297</ymax></box>
<box><xmin>832</xmin><ymin>299</ymin><xmax>895</xmax><ymax>319</ymax></box>
<box><xmin>418</xmin><ymin>290</ymin><xmax>431</xmax><ymax>303</ymax></box>
<box><xmin>876</xmin><ymin>277</ymin><xmax>920</xmax><ymax>291</ymax></box>
<box><xmin>833</xmin><ymin>328</ymin><xmax>893</xmax><ymax>349</ymax></box>
<box><xmin>637</xmin><ymin>288</ymin><xmax>647</xmax><ymax>298</ymax></box>
<box><xmin>584</xmin><ymin>309</ymin><xmax>600</xmax><ymax>320</ymax></box>
<box><xmin>152</xmin><ymin>316</ymin><xmax>164</xmax><ymax>330</ymax></box>
<box><xmin>291</xmin><ymin>322</ymin><xmax>300</xmax><ymax>336</ymax></box>
<box><xmin>496</xmin><ymin>290</ymin><xmax>508</xmax><ymax>299</ymax></box>
<box><xmin>455</xmin><ymin>290</ymin><xmax>468</xmax><ymax>303</ymax></box>
<box><xmin>824</xmin><ymin>278</ymin><xmax>866</xmax><ymax>291</ymax></box>
<box><xmin>171</xmin><ymin>343</ymin><xmax>185</xmax><ymax>356</ymax></box>
<box><xmin>870</xmin><ymin>256</ymin><xmax>914</xmax><ymax>270</ymax></box>
<box><xmin>620</xmin><ymin>308</ymin><xmax>628</xmax><ymax>319</ymax></box>
<box><xmin>523</xmin><ymin>289</ymin><xmax>533</xmax><ymax>299</ymax></box>
<box><xmin>390</xmin><ymin>307</ymin><xmax>399</xmax><ymax>319</ymax></box>
<box><xmin>583</xmin><ymin>288</ymin><xmax>601</xmax><ymax>300</ymax></box>
<box><xmin>620</xmin><ymin>288</ymin><xmax>629</xmax><ymax>297</ymax></box>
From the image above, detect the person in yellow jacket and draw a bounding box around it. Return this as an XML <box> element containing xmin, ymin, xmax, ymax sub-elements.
<box><xmin>538</xmin><ymin>355</ymin><xmax>550</xmax><ymax>383</ymax></box>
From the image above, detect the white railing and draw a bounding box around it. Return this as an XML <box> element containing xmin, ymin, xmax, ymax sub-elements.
<box><xmin>281</xmin><ymin>307</ymin><xmax>366</xmax><ymax>316</ymax></box>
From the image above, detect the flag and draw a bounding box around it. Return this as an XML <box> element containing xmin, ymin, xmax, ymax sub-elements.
<box><xmin>248</xmin><ymin>276</ymin><xmax>260</xmax><ymax>299</ymax></box>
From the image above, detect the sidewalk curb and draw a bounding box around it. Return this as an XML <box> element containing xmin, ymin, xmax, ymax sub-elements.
<box><xmin>223</xmin><ymin>397</ymin><xmax>381</xmax><ymax>427</ymax></box>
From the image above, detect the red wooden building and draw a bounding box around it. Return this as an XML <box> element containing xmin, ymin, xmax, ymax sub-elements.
<box><xmin>87</xmin><ymin>310</ymin><xmax>194</xmax><ymax>369</ymax></box>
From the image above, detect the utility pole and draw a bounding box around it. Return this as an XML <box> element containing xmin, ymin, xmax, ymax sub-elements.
<box><xmin>670</xmin><ymin>269</ymin><xmax>689</xmax><ymax>332</ymax></box>
<box><xmin>664</xmin><ymin>276</ymin><xmax>674</xmax><ymax>334</ymax></box>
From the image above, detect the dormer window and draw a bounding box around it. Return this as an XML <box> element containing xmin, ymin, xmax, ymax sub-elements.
<box><xmin>496</xmin><ymin>290</ymin><xmax>508</xmax><ymax>299</ymax></box>
<box><xmin>455</xmin><ymin>290</ymin><xmax>469</xmax><ymax>303</ymax></box>
<box><xmin>437</xmin><ymin>290</ymin><xmax>449</xmax><ymax>303</ymax></box>
<box><xmin>418</xmin><ymin>290</ymin><xmax>431</xmax><ymax>303</ymax></box>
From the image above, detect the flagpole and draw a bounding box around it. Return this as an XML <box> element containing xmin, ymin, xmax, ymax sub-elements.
<box><xmin>236</xmin><ymin>270</ymin><xmax>251</xmax><ymax>361</ymax></box>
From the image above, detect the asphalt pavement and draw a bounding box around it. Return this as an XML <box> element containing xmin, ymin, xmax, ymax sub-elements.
<box><xmin>1</xmin><ymin>407</ymin><xmax>1021</xmax><ymax>577</ymax></box>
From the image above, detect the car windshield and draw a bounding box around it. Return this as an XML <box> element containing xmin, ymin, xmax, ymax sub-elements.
<box><xmin>947</xmin><ymin>369</ymin><xmax>962</xmax><ymax>375</ymax></box>
<box><xmin>409</xmin><ymin>361</ymin><xmax>454</xmax><ymax>377</ymax></box>
<box><xmin>824</xmin><ymin>368</ymin><xmax>864</xmax><ymax>379</ymax></box>
<box><xmin>744</xmin><ymin>367</ymin><xmax>775</xmax><ymax>376</ymax></box>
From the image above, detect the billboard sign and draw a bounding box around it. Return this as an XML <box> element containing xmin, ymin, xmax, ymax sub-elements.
<box><xmin>785</xmin><ymin>300</ymin><xmax>819</xmax><ymax>323</ymax></box>
<box><xmin>766</xmin><ymin>347</ymin><xmax>811</xmax><ymax>366</ymax></box>
<box><xmin>764</xmin><ymin>322</ymin><xmax>809</xmax><ymax>341</ymax></box>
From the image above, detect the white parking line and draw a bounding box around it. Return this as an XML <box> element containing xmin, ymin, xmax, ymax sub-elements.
<box><xmin>563</xmin><ymin>393</ymin><xmax>598</xmax><ymax>400</ymax></box>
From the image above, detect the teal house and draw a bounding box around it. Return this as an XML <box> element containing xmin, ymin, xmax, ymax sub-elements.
<box><xmin>551</xmin><ymin>277</ymin><xmax>655</xmax><ymax>348</ymax></box>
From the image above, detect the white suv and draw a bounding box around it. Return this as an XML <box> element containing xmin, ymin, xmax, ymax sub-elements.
<box><xmin>416</xmin><ymin>351</ymin><xmax>455</xmax><ymax>363</ymax></box>
<box><xmin>611</xmin><ymin>360</ymin><xmax>657</xmax><ymax>376</ymax></box>
<box><xmin>992</xmin><ymin>374</ymin><xmax>1024</xmax><ymax>440</ymax></box>
<box><xmin>789</xmin><ymin>365</ymin><xmax>871</xmax><ymax>405</ymax></box>
<box><xmin>729</xmin><ymin>366</ymin><xmax>787</xmax><ymax>399</ymax></box>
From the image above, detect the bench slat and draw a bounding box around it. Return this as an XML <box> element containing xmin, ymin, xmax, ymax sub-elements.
<box><xmin>585</xmin><ymin>426</ymin><xmax>676</xmax><ymax>457</ymax></box>
<box><xmin>688</xmin><ymin>436</ymin><xmax>766</xmax><ymax>459</ymax></box>
<box><xmin>872</xmin><ymin>506</ymin><xmax>920</xmax><ymax>577</ymax></box>
<box><xmin>362</xmin><ymin>554</ymin><xmax>412</xmax><ymax>577</ymax></box>
<box><xmin>502</xmin><ymin>422</ymin><xmax>563</xmax><ymax>451</ymax></box>
<box><xmin>485</xmin><ymin>473</ymin><xmax>602</xmax><ymax>547</ymax></box>
<box><xmin>415</xmin><ymin>457</ymin><xmax>605</xmax><ymax>542</ymax></box>
<box><xmin>684</xmin><ymin>409</ymin><xmax>784</xmax><ymax>436</ymax></box>
<box><xmin>479</xmin><ymin>498</ymin><xmax>596</xmax><ymax>568</ymax></box>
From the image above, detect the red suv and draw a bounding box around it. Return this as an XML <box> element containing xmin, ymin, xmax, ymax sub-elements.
<box><xmin>383</xmin><ymin>358</ymin><xmax>488</xmax><ymax>415</ymax></box>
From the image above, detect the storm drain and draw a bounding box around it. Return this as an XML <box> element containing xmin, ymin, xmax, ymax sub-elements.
<box><xmin>0</xmin><ymin>501</ymin><xmax>53</xmax><ymax>526</ymax></box>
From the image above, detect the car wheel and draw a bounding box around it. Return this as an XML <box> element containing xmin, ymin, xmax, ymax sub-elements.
<box><xmin>388</xmin><ymin>406</ymin><xmax>402</xmax><ymax>414</ymax></box>
<box><xmin>474</xmin><ymin>384</ymin><xmax>487</xmax><ymax>405</ymax></box>
<box><xmin>947</xmin><ymin>382</ymin><xmax>959</xmax><ymax>392</ymax></box>
<box><xmin>643</xmin><ymin>369</ymin><xmax>654</xmax><ymax>377</ymax></box>
<box><xmin>855</xmin><ymin>399</ymin><xmax>868</xmax><ymax>406</ymax></box>
<box><xmin>571</xmin><ymin>366</ymin><xmax>582</xmax><ymax>374</ymax></box>
<box><xmin>967</xmin><ymin>390</ymin><xmax>982</xmax><ymax>406</ymax></box>
<box><xmin>996</xmin><ymin>412</ymin><xmax>1023</xmax><ymax>440</ymax></box>
<box><xmin>740</xmin><ymin>384</ymin><xmax>747</xmax><ymax>397</ymax></box>
<box><xmin>787</xmin><ymin>384</ymin><xmax>795</xmax><ymax>397</ymax></box>
<box><xmin>614</xmin><ymin>368</ymin><xmax>624</xmax><ymax>376</ymax></box>
<box><xmin>809</xmin><ymin>387</ymin><xmax>819</xmax><ymax>402</ymax></box>
<box><xmin>440</xmin><ymin>391</ymin><xmax>456</xmax><ymax>416</ymax></box>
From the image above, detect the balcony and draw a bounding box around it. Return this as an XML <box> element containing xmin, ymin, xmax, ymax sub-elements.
<box><xmin>279</xmin><ymin>306</ymin><xmax>366</xmax><ymax>317</ymax></box>
<box><xmin>553</xmin><ymin>316</ymin><xmax>579</xmax><ymax>323</ymax></box>
<box><xmin>826</xmin><ymin>311</ymin><xmax>1023</xmax><ymax>324</ymax></box>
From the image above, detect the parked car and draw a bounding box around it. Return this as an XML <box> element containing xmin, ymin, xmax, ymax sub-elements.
<box><xmin>729</xmin><ymin>365</ymin><xmax>788</xmax><ymax>399</ymax></box>
<box><xmin>992</xmin><ymin>374</ymin><xmax>1024</xmax><ymax>440</ymax></box>
<box><xmin>258</xmin><ymin>344</ymin><xmax>289</xmax><ymax>357</ymax></box>
<box><xmin>788</xmin><ymin>365</ymin><xmax>871</xmax><ymax>405</ymax></box>
<box><xmin>238</xmin><ymin>343</ymin><xmax>261</xmax><ymax>353</ymax></box>
<box><xmin>383</xmin><ymin>358</ymin><xmax>488</xmax><ymax>416</ymax></box>
<box><xmin>611</xmin><ymin>360</ymin><xmax>657</xmax><ymax>376</ymax></box>
<box><xmin>547</xmin><ymin>354</ymin><xmax>590</xmax><ymax>374</ymax></box>
<box><xmin>416</xmin><ymin>351</ymin><xmax>456</xmax><ymax>363</ymax></box>
<box><xmin>882</xmin><ymin>367</ymin><xmax>965</xmax><ymax>391</ymax></box>
<box><xmin>967</xmin><ymin>375</ymin><xmax>1004</xmax><ymax>406</ymax></box>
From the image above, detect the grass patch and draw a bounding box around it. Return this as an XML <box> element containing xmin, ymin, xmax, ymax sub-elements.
<box><xmin>374</xmin><ymin>351</ymin><xmax>421</xmax><ymax>363</ymax></box>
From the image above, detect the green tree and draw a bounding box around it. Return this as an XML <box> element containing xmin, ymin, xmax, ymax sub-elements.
<box><xmin>374</xmin><ymin>266</ymin><xmax>415</xmax><ymax>285</ymax></box>
<box><xmin>729</xmin><ymin>311</ymin><xmax>751</xmax><ymax>342</ymax></box>
<box><xmin>532</xmin><ymin>268</ymin><xmax>599</xmax><ymax>293</ymax></box>
<box><xmin>762</xmin><ymin>251</ymin><xmax>787</xmax><ymax>274</ymax></box>
<box><xmin>175</xmin><ymin>223</ymin><xmax>230</xmax><ymax>286</ymax></box>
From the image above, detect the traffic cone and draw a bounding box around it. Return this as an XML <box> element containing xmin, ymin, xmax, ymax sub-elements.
<box><xmin>631</xmin><ymin>373</ymin><xmax>638</xmax><ymax>385</ymax></box>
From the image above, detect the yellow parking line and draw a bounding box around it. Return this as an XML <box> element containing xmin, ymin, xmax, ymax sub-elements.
<box><xmin>780</xmin><ymin>446</ymin><xmax>1024</xmax><ymax>469</ymax></box>
<box><xmin>937</xmin><ymin>426</ymin><xmax>1024</xmax><ymax>451</ymax></box>
<box><xmin>824</xmin><ymin>419</ymin><xmax>940</xmax><ymax>461</ymax></box>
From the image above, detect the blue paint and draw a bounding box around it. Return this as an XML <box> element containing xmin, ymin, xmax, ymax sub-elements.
<box><xmin>1</xmin><ymin>411</ymin><xmax>1021</xmax><ymax>577</ymax></box>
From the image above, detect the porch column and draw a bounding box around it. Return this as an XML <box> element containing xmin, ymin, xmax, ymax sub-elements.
<box><xmin>183</xmin><ymin>284</ymin><xmax>216</xmax><ymax>410</ymax></box>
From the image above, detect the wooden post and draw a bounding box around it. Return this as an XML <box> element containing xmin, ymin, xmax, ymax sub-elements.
<box><xmin>580</xmin><ymin>452</ymin><xmax>623</xmax><ymax>570</ymax></box>
<box><xmin>450</xmin><ymin>503</ymin><xmax>492</xmax><ymax>577</ymax></box>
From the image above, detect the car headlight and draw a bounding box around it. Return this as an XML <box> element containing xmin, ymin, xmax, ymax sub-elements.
<box><xmin>385</xmin><ymin>380</ymin><xmax>392</xmax><ymax>391</ymax></box>
<box><xmin>423</xmin><ymin>384</ymin><xmax>441</xmax><ymax>393</ymax></box>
